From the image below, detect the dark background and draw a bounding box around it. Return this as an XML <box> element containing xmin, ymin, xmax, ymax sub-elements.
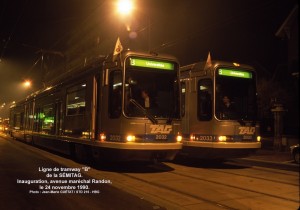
<box><xmin>0</xmin><ymin>0</ymin><xmax>298</xmax><ymax>135</ymax></box>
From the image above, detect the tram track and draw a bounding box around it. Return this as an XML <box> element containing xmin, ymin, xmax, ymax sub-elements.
<box><xmin>89</xmin><ymin>160</ymin><xmax>298</xmax><ymax>209</ymax></box>
<box><xmin>6</xmin><ymin>137</ymin><xmax>299</xmax><ymax>210</ymax></box>
<box><xmin>120</xmin><ymin>172</ymin><xmax>239</xmax><ymax>210</ymax></box>
<box><xmin>209</xmin><ymin>167</ymin><xmax>298</xmax><ymax>186</ymax></box>
<box><xmin>165</xmin><ymin>161</ymin><xmax>299</xmax><ymax>199</ymax></box>
<box><xmin>117</xmin><ymin>162</ymin><xmax>299</xmax><ymax>206</ymax></box>
<box><xmin>168</xmin><ymin>156</ymin><xmax>299</xmax><ymax>184</ymax></box>
<box><xmin>217</xmin><ymin>166</ymin><xmax>298</xmax><ymax>186</ymax></box>
<box><xmin>166</xmin><ymin>161</ymin><xmax>298</xmax><ymax>187</ymax></box>
<box><xmin>169</xmin><ymin>169</ymin><xmax>298</xmax><ymax>203</ymax></box>
<box><xmin>228</xmin><ymin>161</ymin><xmax>298</xmax><ymax>176</ymax></box>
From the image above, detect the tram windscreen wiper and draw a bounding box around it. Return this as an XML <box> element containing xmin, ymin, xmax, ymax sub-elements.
<box><xmin>166</xmin><ymin>109</ymin><xmax>174</xmax><ymax>125</ymax></box>
<box><xmin>129</xmin><ymin>99</ymin><xmax>158</xmax><ymax>124</ymax></box>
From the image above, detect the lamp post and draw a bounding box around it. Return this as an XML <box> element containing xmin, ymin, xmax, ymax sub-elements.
<box><xmin>271</xmin><ymin>103</ymin><xmax>287</xmax><ymax>151</ymax></box>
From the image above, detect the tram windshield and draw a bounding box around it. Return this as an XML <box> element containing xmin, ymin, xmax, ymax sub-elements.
<box><xmin>215</xmin><ymin>68</ymin><xmax>257</xmax><ymax>121</ymax></box>
<box><xmin>124</xmin><ymin>57</ymin><xmax>180</xmax><ymax>119</ymax></box>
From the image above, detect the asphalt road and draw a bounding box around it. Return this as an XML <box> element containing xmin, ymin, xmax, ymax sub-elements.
<box><xmin>0</xmin><ymin>135</ymin><xmax>165</xmax><ymax>210</ymax></box>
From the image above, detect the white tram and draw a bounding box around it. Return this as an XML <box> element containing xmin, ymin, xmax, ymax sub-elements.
<box><xmin>180</xmin><ymin>58</ymin><xmax>261</xmax><ymax>159</ymax></box>
<box><xmin>9</xmin><ymin>50</ymin><xmax>182</xmax><ymax>162</ymax></box>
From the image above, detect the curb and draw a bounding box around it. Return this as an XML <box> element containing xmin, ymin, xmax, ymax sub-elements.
<box><xmin>231</xmin><ymin>157</ymin><xmax>299</xmax><ymax>172</ymax></box>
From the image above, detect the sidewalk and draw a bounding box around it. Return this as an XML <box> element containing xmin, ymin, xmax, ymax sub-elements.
<box><xmin>247</xmin><ymin>148</ymin><xmax>294</xmax><ymax>163</ymax></box>
<box><xmin>249</xmin><ymin>136</ymin><xmax>299</xmax><ymax>163</ymax></box>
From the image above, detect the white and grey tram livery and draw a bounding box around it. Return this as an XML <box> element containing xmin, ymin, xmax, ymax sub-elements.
<box><xmin>180</xmin><ymin>58</ymin><xmax>261</xmax><ymax>159</ymax></box>
<box><xmin>9</xmin><ymin>50</ymin><xmax>182</xmax><ymax>162</ymax></box>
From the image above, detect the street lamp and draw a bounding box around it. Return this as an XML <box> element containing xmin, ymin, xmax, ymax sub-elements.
<box><xmin>117</xmin><ymin>0</ymin><xmax>134</xmax><ymax>16</ymax></box>
<box><xmin>23</xmin><ymin>80</ymin><xmax>32</xmax><ymax>89</ymax></box>
<box><xmin>116</xmin><ymin>0</ymin><xmax>135</xmax><ymax>32</ymax></box>
<box><xmin>115</xmin><ymin>0</ymin><xmax>151</xmax><ymax>51</ymax></box>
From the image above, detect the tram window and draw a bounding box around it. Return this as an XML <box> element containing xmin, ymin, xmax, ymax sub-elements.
<box><xmin>25</xmin><ymin>103</ymin><xmax>34</xmax><ymax>131</ymax></box>
<box><xmin>13</xmin><ymin>113</ymin><xmax>23</xmax><ymax>130</ymax></box>
<box><xmin>40</xmin><ymin>104</ymin><xmax>55</xmax><ymax>135</ymax></box>
<box><xmin>215</xmin><ymin>70</ymin><xmax>257</xmax><ymax>120</ymax></box>
<box><xmin>197</xmin><ymin>79</ymin><xmax>212</xmax><ymax>121</ymax></box>
<box><xmin>33</xmin><ymin>108</ymin><xmax>40</xmax><ymax>132</ymax></box>
<box><xmin>109</xmin><ymin>70</ymin><xmax>122</xmax><ymax>118</ymax></box>
<box><xmin>66</xmin><ymin>83</ymin><xmax>86</xmax><ymax>116</ymax></box>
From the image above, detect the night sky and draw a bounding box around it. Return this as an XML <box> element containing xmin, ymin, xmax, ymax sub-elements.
<box><xmin>0</xmin><ymin>0</ymin><xmax>297</xmax><ymax>106</ymax></box>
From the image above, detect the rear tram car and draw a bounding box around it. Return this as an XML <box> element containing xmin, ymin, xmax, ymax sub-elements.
<box><xmin>180</xmin><ymin>57</ymin><xmax>261</xmax><ymax>159</ymax></box>
<box><xmin>9</xmin><ymin>50</ymin><xmax>182</xmax><ymax>162</ymax></box>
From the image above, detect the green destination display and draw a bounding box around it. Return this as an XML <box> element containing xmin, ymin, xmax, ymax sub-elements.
<box><xmin>218</xmin><ymin>68</ymin><xmax>252</xmax><ymax>79</ymax></box>
<box><xmin>130</xmin><ymin>58</ymin><xmax>174</xmax><ymax>70</ymax></box>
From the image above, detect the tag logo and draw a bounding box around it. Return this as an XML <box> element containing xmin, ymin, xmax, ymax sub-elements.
<box><xmin>150</xmin><ymin>125</ymin><xmax>172</xmax><ymax>134</ymax></box>
<box><xmin>238</xmin><ymin>127</ymin><xmax>255</xmax><ymax>135</ymax></box>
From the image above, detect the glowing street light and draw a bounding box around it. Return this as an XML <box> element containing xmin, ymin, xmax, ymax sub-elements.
<box><xmin>117</xmin><ymin>0</ymin><xmax>134</xmax><ymax>16</ymax></box>
<box><xmin>23</xmin><ymin>80</ymin><xmax>32</xmax><ymax>88</ymax></box>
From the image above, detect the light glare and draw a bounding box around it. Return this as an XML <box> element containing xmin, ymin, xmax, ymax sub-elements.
<box><xmin>117</xmin><ymin>0</ymin><xmax>134</xmax><ymax>15</ymax></box>
<box><xmin>257</xmin><ymin>136</ymin><xmax>261</xmax><ymax>142</ymax></box>
<box><xmin>126</xmin><ymin>135</ymin><xmax>135</xmax><ymax>142</ymax></box>
<box><xmin>23</xmin><ymin>80</ymin><xmax>31</xmax><ymax>88</ymax></box>
<box><xmin>218</xmin><ymin>136</ymin><xmax>227</xmax><ymax>142</ymax></box>
<box><xmin>176</xmin><ymin>135</ymin><xmax>182</xmax><ymax>142</ymax></box>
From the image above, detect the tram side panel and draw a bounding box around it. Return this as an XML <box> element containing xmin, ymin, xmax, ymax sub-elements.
<box><xmin>30</xmin><ymin>89</ymin><xmax>69</xmax><ymax>155</ymax></box>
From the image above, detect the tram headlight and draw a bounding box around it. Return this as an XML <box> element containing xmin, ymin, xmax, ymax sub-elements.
<box><xmin>257</xmin><ymin>136</ymin><xmax>261</xmax><ymax>142</ymax></box>
<box><xmin>176</xmin><ymin>135</ymin><xmax>182</xmax><ymax>142</ymax></box>
<box><xmin>218</xmin><ymin>136</ymin><xmax>227</xmax><ymax>142</ymax></box>
<box><xmin>99</xmin><ymin>133</ymin><xmax>106</xmax><ymax>142</ymax></box>
<box><xmin>126</xmin><ymin>135</ymin><xmax>136</xmax><ymax>142</ymax></box>
<box><xmin>190</xmin><ymin>134</ymin><xmax>196</xmax><ymax>141</ymax></box>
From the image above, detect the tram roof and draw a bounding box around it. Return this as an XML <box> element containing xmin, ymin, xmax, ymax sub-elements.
<box><xmin>12</xmin><ymin>50</ymin><xmax>180</xmax><ymax>106</ymax></box>
<box><xmin>119</xmin><ymin>50</ymin><xmax>179</xmax><ymax>62</ymax></box>
<box><xmin>180</xmin><ymin>60</ymin><xmax>254</xmax><ymax>73</ymax></box>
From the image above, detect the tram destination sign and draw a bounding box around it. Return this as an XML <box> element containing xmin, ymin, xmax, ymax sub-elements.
<box><xmin>129</xmin><ymin>58</ymin><xmax>175</xmax><ymax>70</ymax></box>
<box><xmin>218</xmin><ymin>68</ymin><xmax>252</xmax><ymax>79</ymax></box>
